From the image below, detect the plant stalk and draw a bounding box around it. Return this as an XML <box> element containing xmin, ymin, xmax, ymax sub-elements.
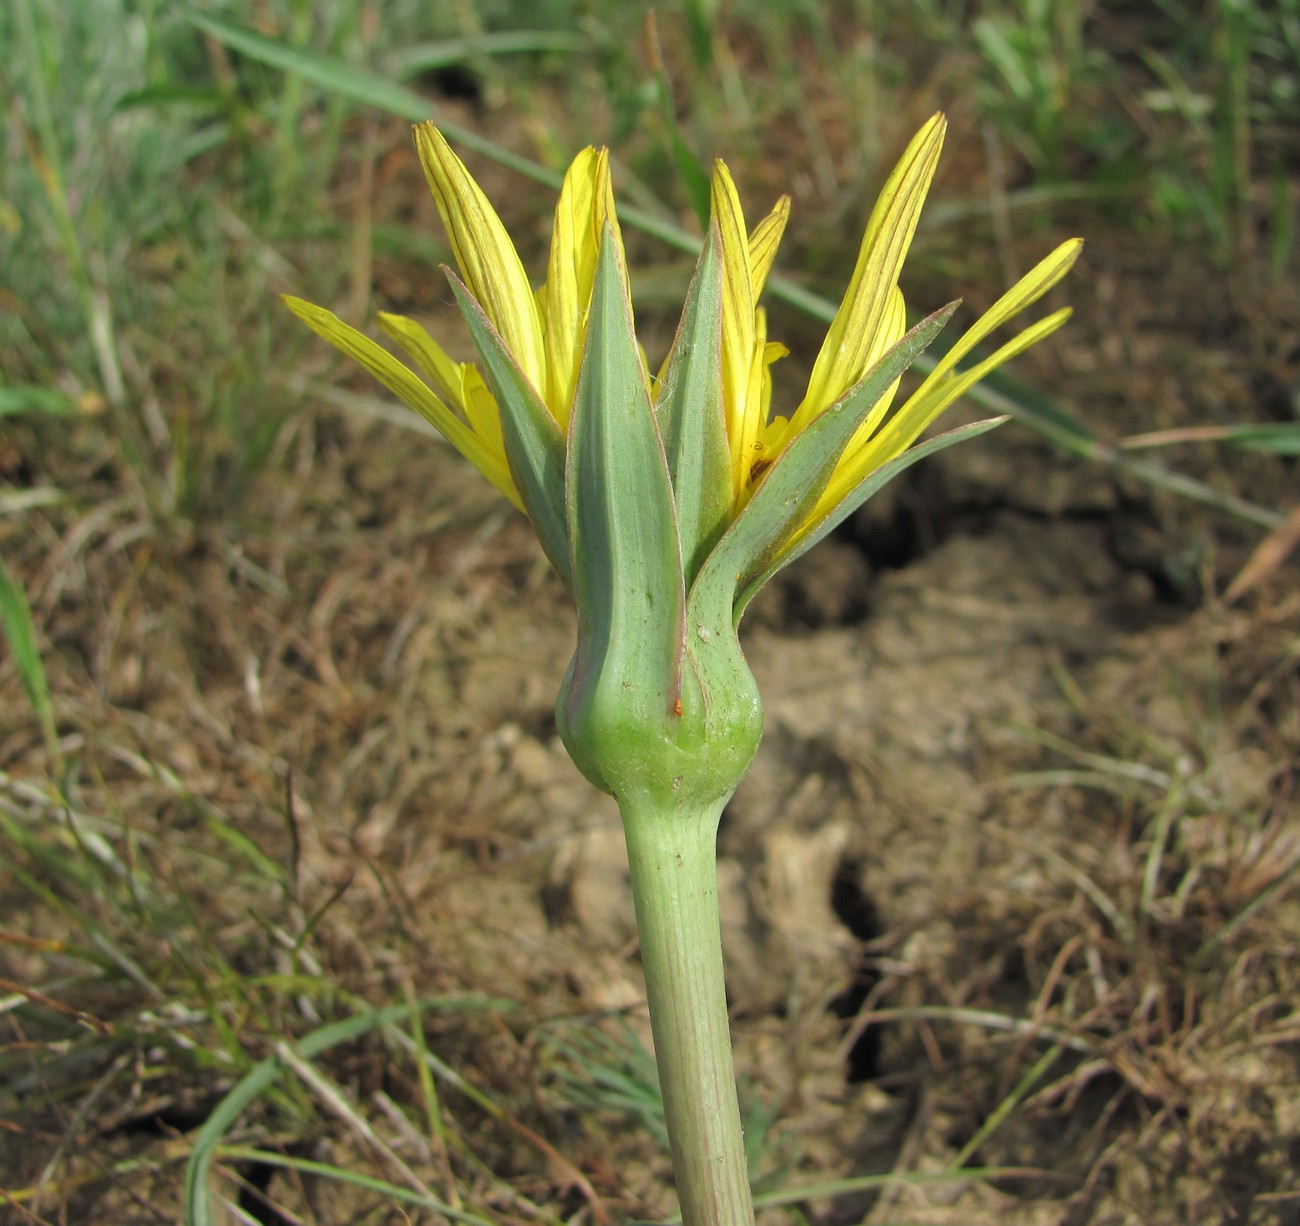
<box><xmin>620</xmin><ymin>797</ymin><xmax>754</xmax><ymax>1226</ymax></box>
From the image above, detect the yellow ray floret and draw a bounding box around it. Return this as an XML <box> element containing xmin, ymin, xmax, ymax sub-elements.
<box><xmin>795</xmin><ymin>114</ymin><xmax>946</xmax><ymax>431</ymax></box>
<box><xmin>711</xmin><ymin>162</ymin><xmax>792</xmax><ymax>499</ymax></box>
<box><xmin>413</xmin><ymin>124</ymin><xmax>547</xmax><ymax>396</ymax></box>
<box><xmin>543</xmin><ymin>147</ymin><xmax>622</xmax><ymax>427</ymax></box>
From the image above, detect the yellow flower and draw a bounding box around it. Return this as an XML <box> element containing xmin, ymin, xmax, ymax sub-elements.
<box><xmin>285</xmin><ymin>116</ymin><xmax>1080</xmax><ymax>551</ymax></box>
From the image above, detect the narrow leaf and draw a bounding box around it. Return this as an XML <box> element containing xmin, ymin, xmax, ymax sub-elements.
<box><xmin>669</xmin><ymin>130</ymin><xmax>714</xmax><ymax>230</ymax></box>
<box><xmin>188</xmin><ymin>13</ymin><xmax>433</xmax><ymax>120</ymax></box>
<box><xmin>198</xmin><ymin>14</ymin><xmax>1254</xmax><ymax>530</ymax></box>
<box><xmin>386</xmin><ymin>31</ymin><xmax>584</xmax><ymax>81</ymax></box>
<box><xmin>0</xmin><ymin>558</ymin><xmax>57</xmax><ymax>758</ymax></box>
<box><xmin>654</xmin><ymin>225</ymin><xmax>731</xmax><ymax>584</ymax></box>
<box><xmin>689</xmin><ymin>304</ymin><xmax>957</xmax><ymax>631</ymax></box>
<box><xmin>0</xmin><ymin>386</ymin><xmax>81</xmax><ymax>417</ymax></box>
<box><xmin>1223</xmin><ymin>422</ymin><xmax>1300</xmax><ymax>455</ymax></box>
<box><xmin>185</xmin><ymin>13</ymin><xmax>569</xmax><ymax>195</ymax></box>
<box><xmin>446</xmin><ymin>274</ymin><xmax>572</xmax><ymax>591</ymax></box>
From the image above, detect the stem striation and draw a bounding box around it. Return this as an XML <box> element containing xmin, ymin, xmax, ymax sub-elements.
<box><xmin>621</xmin><ymin>797</ymin><xmax>755</xmax><ymax>1226</ymax></box>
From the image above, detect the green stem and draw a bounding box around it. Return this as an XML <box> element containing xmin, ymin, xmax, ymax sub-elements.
<box><xmin>620</xmin><ymin>797</ymin><xmax>754</xmax><ymax>1226</ymax></box>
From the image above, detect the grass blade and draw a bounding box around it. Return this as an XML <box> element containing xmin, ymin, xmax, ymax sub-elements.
<box><xmin>0</xmin><ymin>558</ymin><xmax>58</xmax><ymax>768</ymax></box>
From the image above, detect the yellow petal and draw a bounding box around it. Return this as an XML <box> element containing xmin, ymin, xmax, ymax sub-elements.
<box><xmin>711</xmin><ymin>161</ymin><xmax>759</xmax><ymax>493</ymax></box>
<box><xmin>910</xmin><ymin>238</ymin><xmax>1083</xmax><ymax>396</ymax></box>
<box><xmin>748</xmin><ymin>194</ymin><xmax>790</xmax><ymax>300</ymax></box>
<box><xmin>759</xmin><ymin>338</ymin><xmax>789</xmax><ymax>418</ymax></box>
<box><xmin>543</xmin><ymin>147</ymin><xmax>617</xmax><ymax>427</ymax></box>
<box><xmin>735</xmin><ymin>335</ymin><xmax>790</xmax><ymax>506</ymax></box>
<box><xmin>795</xmin><ymin>114</ymin><xmax>946</xmax><ymax>427</ymax></box>
<box><xmin>282</xmin><ymin>295</ymin><xmax>522</xmax><ymax>510</ymax></box>
<box><xmin>837</xmin><ymin>285</ymin><xmax>909</xmax><ymax>458</ymax></box>
<box><xmin>377</xmin><ymin>311</ymin><xmax>467</xmax><ymax>407</ymax></box>
<box><xmin>461</xmin><ymin>365</ymin><xmax>508</xmax><ymax>462</ymax></box>
<box><xmin>377</xmin><ymin>312</ymin><xmax>508</xmax><ymax>462</ymax></box>
<box><xmin>732</xmin><ymin>305</ymin><xmax>770</xmax><ymax>494</ymax></box>
<box><xmin>413</xmin><ymin>123</ymin><xmax>547</xmax><ymax>396</ymax></box>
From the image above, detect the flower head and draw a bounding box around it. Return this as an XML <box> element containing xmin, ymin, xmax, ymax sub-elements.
<box><xmin>286</xmin><ymin>116</ymin><xmax>1079</xmax><ymax>599</ymax></box>
<box><xmin>287</xmin><ymin>117</ymin><xmax>1081</xmax><ymax>808</ymax></box>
